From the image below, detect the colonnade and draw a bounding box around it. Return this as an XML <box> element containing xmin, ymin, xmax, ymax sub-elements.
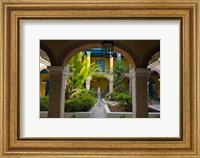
<box><xmin>47</xmin><ymin>65</ymin><xmax>150</xmax><ymax>118</ymax></box>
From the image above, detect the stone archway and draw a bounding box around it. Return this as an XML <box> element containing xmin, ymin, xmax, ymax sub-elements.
<box><xmin>148</xmin><ymin>71</ymin><xmax>160</xmax><ymax>100</ymax></box>
<box><xmin>90</xmin><ymin>76</ymin><xmax>109</xmax><ymax>97</ymax></box>
<box><xmin>86</xmin><ymin>75</ymin><xmax>113</xmax><ymax>95</ymax></box>
<box><xmin>57</xmin><ymin>41</ymin><xmax>137</xmax><ymax>69</ymax></box>
<box><xmin>40</xmin><ymin>43</ymin><xmax>57</xmax><ymax>66</ymax></box>
<box><xmin>59</xmin><ymin>41</ymin><xmax>137</xmax><ymax>106</ymax></box>
<box><xmin>44</xmin><ymin>41</ymin><xmax>152</xmax><ymax>118</ymax></box>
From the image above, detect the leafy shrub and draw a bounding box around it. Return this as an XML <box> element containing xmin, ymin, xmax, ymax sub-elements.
<box><xmin>70</xmin><ymin>89</ymin><xmax>96</xmax><ymax>99</ymax></box>
<box><xmin>105</xmin><ymin>92</ymin><xmax>120</xmax><ymax>101</ymax></box>
<box><xmin>65</xmin><ymin>94</ymin><xmax>96</xmax><ymax>112</ymax></box>
<box><xmin>72</xmin><ymin>113</ymin><xmax>76</xmax><ymax>118</ymax></box>
<box><xmin>65</xmin><ymin>99</ymin><xmax>81</xmax><ymax>112</ymax></box>
<box><xmin>77</xmin><ymin>89</ymin><xmax>96</xmax><ymax>98</ymax></box>
<box><xmin>79</xmin><ymin>95</ymin><xmax>96</xmax><ymax>111</ymax></box>
<box><xmin>40</xmin><ymin>96</ymin><xmax>49</xmax><ymax>111</ymax></box>
<box><xmin>117</xmin><ymin>93</ymin><xmax>132</xmax><ymax>112</ymax></box>
<box><xmin>113</xmin><ymin>60</ymin><xmax>125</xmax><ymax>92</ymax></box>
<box><xmin>105</xmin><ymin>92</ymin><xmax>132</xmax><ymax>112</ymax></box>
<box><xmin>120</xmin><ymin>114</ymin><xmax>126</xmax><ymax>118</ymax></box>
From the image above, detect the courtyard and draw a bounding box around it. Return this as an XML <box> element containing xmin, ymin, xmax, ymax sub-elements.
<box><xmin>40</xmin><ymin>40</ymin><xmax>160</xmax><ymax>118</ymax></box>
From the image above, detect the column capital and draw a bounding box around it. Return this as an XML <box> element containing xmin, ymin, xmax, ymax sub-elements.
<box><xmin>109</xmin><ymin>81</ymin><xmax>114</xmax><ymax>85</ymax></box>
<box><xmin>136</xmin><ymin>68</ymin><xmax>151</xmax><ymax>76</ymax></box>
<box><xmin>86</xmin><ymin>51</ymin><xmax>91</xmax><ymax>56</ymax></box>
<box><xmin>130</xmin><ymin>68</ymin><xmax>151</xmax><ymax>77</ymax></box>
<box><xmin>129</xmin><ymin>69</ymin><xmax>135</xmax><ymax>76</ymax></box>
<box><xmin>86</xmin><ymin>76</ymin><xmax>92</xmax><ymax>81</ymax></box>
<box><xmin>47</xmin><ymin>66</ymin><xmax>67</xmax><ymax>75</ymax></box>
<box><xmin>41</xmin><ymin>81</ymin><xmax>47</xmax><ymax>84</ymax></box>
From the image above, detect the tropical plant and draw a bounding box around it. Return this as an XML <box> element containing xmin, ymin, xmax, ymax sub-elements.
<box><xmin>117</xmin><ymin>93</ymin><xmax>132</xmax><ymax>112</ymax></box>
<box><xmin>40</xmin><ymin>96</ymin><xmax>49</xmax><ymax>111</ymax></box>
<box><xmin>66</xmin><ymin>52</ymin><xmax>100</xmax><ymax>99</ymax></box>
<box><xmin>113</xmin><ymin>59</ymin><xmax>126</xmax><ymax>93</ymax></box>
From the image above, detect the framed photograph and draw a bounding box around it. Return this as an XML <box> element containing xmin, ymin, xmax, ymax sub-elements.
<box><xmin>0</xmin><ymin>0</ymin><xmax>199</xmax><ymax>157</ymax></box>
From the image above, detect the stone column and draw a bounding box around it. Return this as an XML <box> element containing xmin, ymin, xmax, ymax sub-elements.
<box><xmin>129</xmin><ymin>64</ymin><xmax>132</xmax><ymax>72</ymax></box>
<box><xmin>40</xmin><ymin>82</ymin><xmax>47</xmax><ymax>96</ymax></box>
<box><xmin>87</xmin><ymin>51</ymin><xmax>91</xmax><ymax>65</ymax></box>
<box><xmin>86</xmin><ymin>76</ymin><xmax>92</xmax><ymax>90</ymax></box>
<box><xmin>47</xmin><ymin>66</ymin><xmax>67</xmax><ymax>118</ymax></box>
<box><xmin>109</xmin><ymin>57</ymin><xmax>113</xmax><ymax>73</ymax></box>
<box><xmin>109</xmin><ymin>81</ymin><xmax>114</xmax><ymax>93</ymax></box>
<box><xmin>86</xmin><ymin>79</ymin><xmax>90</xmax><ymax>90</ymax></box>
<box><xmin>129</xmin><ymin>77</ymin><xmax>132</xmax><ymax>96</ymax></box>
<box><xmin>86</xmin><ymin>81</ymin><xmax>91</xmax><ymax>90</ymax></box>
<box><xmin>131</xmin><ymin>68</ymin><xmax>150</xmax><ymax>118</ymax></box>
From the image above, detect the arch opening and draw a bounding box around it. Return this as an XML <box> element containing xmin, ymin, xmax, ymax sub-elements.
<box><xmin>61</xmin><ymin>42</ymin><xmax>136</xmax><ymax>69</ymax></box>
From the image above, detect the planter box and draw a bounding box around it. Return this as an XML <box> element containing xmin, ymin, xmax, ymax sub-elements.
<box><xmin>104</xmin><ymin>105</ymin><xmax>132</xmax><ymax>118</ymax></box>
<box><xmin>104</xmin><ymin>105</ymin><xmax>160</xmax><ymax>118</ymax></box>
<box><xmin>40</xmin><ymin>111</ymin><xmax>48</xmax><ymax>118</ymax></box>
<box><xmin>40</xmin><ymin>107</ymin><xmax>94</xmax><ymax>118</ymax></box>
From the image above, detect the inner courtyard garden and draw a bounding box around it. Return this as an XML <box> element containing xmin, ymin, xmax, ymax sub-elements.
<box><xmin>40</xmin><ymin>40</ymin><xmax>160</xmax><ymax>118</ymax></box>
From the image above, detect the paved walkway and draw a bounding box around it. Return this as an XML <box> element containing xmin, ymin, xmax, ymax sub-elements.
<box><xmin>91</xmin><ymin>99</ymin><xmax>107</xmax><ymax>118</ymax></box>
<box><xmin>148</xmin><ymin>100</ymin><xmax>160</xmax><ymax>111</ymax></box>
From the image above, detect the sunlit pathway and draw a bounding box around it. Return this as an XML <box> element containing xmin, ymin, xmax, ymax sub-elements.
<box><xmin>148</xmin><ymin>100</ymin><xmax>160</xmax><ymax>111</ymax></box>
<box><xmin>91</xmin><ymin>100</ymin><xmax>107</xmax><ymax>118</ymax></box>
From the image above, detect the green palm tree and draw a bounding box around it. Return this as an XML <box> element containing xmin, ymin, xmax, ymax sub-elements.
<box><xmin>66</xmin><ymin>53</ymin><xmax>100</xmax><ymax>99</ymax></box>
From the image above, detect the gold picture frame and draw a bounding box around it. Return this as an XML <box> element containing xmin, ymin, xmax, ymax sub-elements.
<box><xmin>0</xmin><ymin>0</ymin><xmax>199</xmax><ymax>157</ymax></box>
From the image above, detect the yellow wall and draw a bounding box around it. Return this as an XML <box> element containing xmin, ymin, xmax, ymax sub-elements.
<box><xmin>40</xmin><ymin>74</ymin><xmax>49</xmax><ymax>96</ymax></box>
<box><xmin>90</xmin><ymin>56</ymin><xmax>129</xmax><ymax>73</ymax></box>
<box><xmin>90</xmin><ymin>56</ymin><xmax>130</xmax><ymax>94</ymax></box>
<box><xmin>90</xmin><ymin>77</ymin><xmax>109</xmax><ymax>96</ymax></box>
<box><xmin>91</xmin><ymin>57</ymin><xmax>110</xmax><ymax>72</ymax></box>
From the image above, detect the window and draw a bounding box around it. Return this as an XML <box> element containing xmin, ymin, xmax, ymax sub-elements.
<box><xmin>96</xmin><ymin>60</ymin><xmax>105</xmax><ymax>72</ymax></box>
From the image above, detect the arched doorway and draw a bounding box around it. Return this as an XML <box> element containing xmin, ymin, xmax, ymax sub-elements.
<box><xmin>148</xmin><ymin>71</ymin><xmax>160</xmax><ymax>101</ymax></box>
<box><xmin>90</xmin><ymin>77</ymin><xmax>109</xmax><ymax>97</ymax></box>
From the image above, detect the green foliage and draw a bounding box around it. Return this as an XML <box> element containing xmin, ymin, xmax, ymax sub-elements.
<box><xmin>40</xmin><ymin>96</ymin><xmax>49</xmax><ymax>111</ymax></box>
<box><xmin>105</xmin><ymin>92</ymin><xmax>132</xmax><ymax>112</ymax></box>
<box><xmin>65</xmin><ymin>99</ymin><xmax>81</xmax><ymax>112</ymax></box>
<box><xmin>65</xmin><ymin>94</ymin><xmax>96</xmax><ymax>112</ymax></box>
<box><xmin>120</xmin><ymin>114</ymin><xmax>126</xmax><ymax>118</ymax></box>
<box><xmin>72</xmin><ymin>113</ymin><xmax>76</xmax><ymax>118</ymax></box>
<box><xmin>66</xmin><ymin>52</ymin><xmax>100</xmax><ymax>99</ymax></box>
<box><xmin>113</xmin><ymin>60</ymin><xmax>126</xmax><ymax>93</ymax></box>
<box><xmin>105</xmin><ymin>92</ymin><xmax>120</xmax><ymax>101</ymax></box>
<box><xmin>70</xmin><ymin>88</ymin><xmax>96</xmax><ymax>99</ymax></box>
<box><xmin>117</xmin><ymin>93</ymin><xmax>132</xmax><ymax>112</ymax></box>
